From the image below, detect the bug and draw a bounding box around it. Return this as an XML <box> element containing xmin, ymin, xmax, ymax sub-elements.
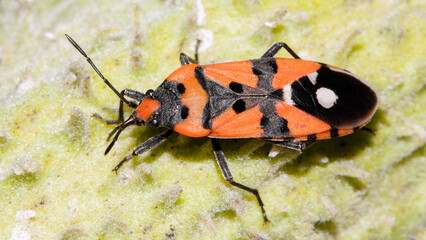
<box><xmin>65</xmin><ymin>34</ymin><xmax>378</xmax><ymax>222</ymax></box>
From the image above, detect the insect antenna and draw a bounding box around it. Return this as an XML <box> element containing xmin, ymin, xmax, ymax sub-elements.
<box><xmin>105</xmin><ymin>116</ymin><xmax>136</xmax><ymax>155</ymax></box>
<box><xmin>65</xmin><ymin>34</ymin><xmax>132</xmax><ymax>107</ymax></box>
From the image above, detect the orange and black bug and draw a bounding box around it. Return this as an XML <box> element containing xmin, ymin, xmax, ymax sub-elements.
<box><xmin>66</xmin><ymin>34</ymin><xmax>378</xmax><ymax>222</ymax></box>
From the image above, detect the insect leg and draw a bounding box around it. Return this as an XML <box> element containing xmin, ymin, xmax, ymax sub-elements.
<box><xmin>211</xmin><ymin>138</ymin><xmax>269</xmax><ymax>222</ymax></box>
<box><xmin>179</xmin><ymin>39</ymin><xmax>201</xmax><ymax>65</ymax></box>
<box><xmin>267</xmin><ymin>139</ymin><xmax>316</xmax><ymax>151</ymax></box>
<box><xmin>104</xmin><ymin>116</ymin><xmax>136</xmax><ymax>155</ymax></box>
<box><xmin>261</xmin><ymin>42</ymin><xmax>301</xmax><ymax>59</ymax></box>
<box><xmin>179</xmin><ymin>53</ymin><xmax>191</xmax><ymax>65</ymax></box>
<box><xmin>93</xmin><ymin>88</ymin><xmax>142</xmax><ymax>125</ymax></box>
<box><xmin>361</xmin><ymin>127</ymin><xmax>376</xmax><ymax>135</ymax></box>
<box><xmin>112</xmin><ymin>130</ymin><xmax>174</xmax><ymax>173</ymax></box>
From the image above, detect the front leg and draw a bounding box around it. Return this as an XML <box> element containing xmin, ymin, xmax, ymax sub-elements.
<box><xmin>112</xmin><ymin>130</ymin><xmax>174</xmax><ymax>173</ymax></box>
<box><xmin>211</xmin><ymin>139</ymin><xmax>269</xmax><ymax>222</ymax></box>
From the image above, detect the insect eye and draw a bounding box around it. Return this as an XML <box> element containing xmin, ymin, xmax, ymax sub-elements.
<box><xmin>151</xmin><ymin>119</ymin><xmax>158</xmax><ymax>127</ymax></box>
<box><xmin>150</xmin><ymin>113</ymin><xmax>159</xmax><ymax>127</ymax></box>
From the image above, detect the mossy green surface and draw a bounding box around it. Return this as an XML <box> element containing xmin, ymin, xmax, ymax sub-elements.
<box><xmin>0</xmin><ymin>0</ymin><xmax>425</xmax><ymax>239</ymax></box>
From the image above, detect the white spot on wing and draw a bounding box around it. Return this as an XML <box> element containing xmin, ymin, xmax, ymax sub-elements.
<box><xmin>316</xmin><ymin>87</ymin><xmax>338</xmax><ymax>109</ymax></box>
<box><xmin>307</xmin><ymin>72</ymin><xmax>318</xmax><ymax>85</ymax></box>
<box><xmin>283</xmin><ymin>85</ymin><xmax>294</xmax><ymax>105</ymax></box>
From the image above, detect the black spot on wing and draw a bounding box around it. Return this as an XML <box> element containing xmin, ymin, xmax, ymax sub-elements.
<box><xmin>177</xmin><ymin>83</ymin><xmax>185</xmax><ymax>94</ymax></box>
<box><xmin>260</xmin><ymin>117</ymin><xmax>269</xmax><ymax>129</ymax></box>
<box><xmin>330</xmin><ymin>128</ymin><xmax>339</xmax><ymax>138</ymax></box>
<box><xmin>229</xmin><ymin>81</ymin><xmax>243</xmax><ymax>93</ymax></box>
<box><xmin>279</xmin><ymin>118</ymin><xmax>289</xmax><ymax>134</ymax></box>
<box><xmin>232</xmin><ymin>99</ymin><xmax>246</xmax><ymax>114</ymax></box>
<box><xmin>181</xmin><ymin>106</ymin><xmax>189</xmax><ymax>119</ymax></box>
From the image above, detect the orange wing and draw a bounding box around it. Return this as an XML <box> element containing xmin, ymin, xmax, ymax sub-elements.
<box><xmin>204</xmin><ymin>58</ymin><xmax>329</xmax><ymax>139</ymax></box>
<box><xmin>274</xmin><ymin>101</ymin><xmax>331</xmax><ymax>139</ymax></box>
<box><xmin>209</xmin><ymin>105</ymin><xmax>264</xmax><ymax>138</ymax></box>
<box><xmin>203</xmin><ymin>58</ymin><xmax>321</xmax><ymax>90</ymax></box>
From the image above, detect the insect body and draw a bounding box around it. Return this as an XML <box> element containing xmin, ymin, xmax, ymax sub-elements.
<box><xmin>66</xmin><ymin>35</ymin><xmax>378</xmax><ymax>222</ymax></box>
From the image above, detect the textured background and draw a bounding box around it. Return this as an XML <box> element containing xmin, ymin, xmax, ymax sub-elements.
<box><xmin>0</xmin><ymin>0</ymin><xmax>425</xmax><ymax>239</ymax></box>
